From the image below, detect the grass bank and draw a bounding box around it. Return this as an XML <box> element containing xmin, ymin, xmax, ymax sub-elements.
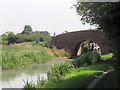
<box><xmin>24</xmin><ymin>52</ymin><xmax>116</xmax><ymax>88</ymax></box>
<box><xmin>94</xmin><ymin>53</ymin><xmax>119</xmax><ymax>88</ymax></box>
<box><xmin>1</xmin><ymin>43</ymin><xmax>70</xmax><ymax>70</ymax></box>
<box><xmin>53</xmin><ymin>61</ymin><xmax>111</xmax><ymax>88</ymax></box>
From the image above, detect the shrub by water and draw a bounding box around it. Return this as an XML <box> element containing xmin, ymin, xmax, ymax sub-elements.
<box><xmin>72</xmin><ymin>50</ymin><xmax>101</xmax><ymax>67</ymax></box>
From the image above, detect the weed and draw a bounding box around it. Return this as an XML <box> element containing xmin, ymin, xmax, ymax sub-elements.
<box><xmin>35</xmin><ymin>77</ymin><xmax>46</xmax><ymax>88</ymax></box>
<box><xmin>23</xmin><ymin>79</ymin><xmax>35</xmax><ymax>89</ymax></box>
<box><xmin>1</xmin><ymin>44</ymin><xmax>69</xmax><ymax>70</ymax></box>
<box><xmin>47</xmin><ymin>61</ymin><xmax>74</xmax><ymax>82</ymax></box>
<box><xmin>72</xmin><ymin>50</ymin><xmax>101</xmax><ymax>67</ymax></box>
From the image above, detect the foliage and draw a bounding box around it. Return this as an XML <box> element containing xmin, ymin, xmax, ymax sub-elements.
<box><xmin>47</xmin><ymin>62</ymin><xmax>74</xmax><ymax>82</ymax></box>
<box><xmin>1</xmin><ymin>31</ymin><xmax>17</xmax><ymax>44</ymax></box>
<box><xmin>75</xmin><ymin>2</ymin><xmax>120</xmax><ymax>86</ymax></box>
<box><xmin>30</xmin><ymin>57</ymin><xmax>112</xmax><ymax>88</ymax></box>
<box><xmin>21</xmin><ymin>25</ymin><xmax>33</xmax><ymax>35</ymax></box>
<box><xmin>36</xmin><ymin>77</ymin><xmax>46</xmax><ymax>88</ymax></box>
<box><xmin>1</xmin><ymin>44</ymin><xmax>69</xmax><ymax>70</ymax></box>
<box><xmin>23</xmin><ymin>80</ymin><xmax>35</xmax><ymax>89</ymax></box>
<box><xmin>16</xmin><ymin>31</ymin><xmax>51</xmax><ymax>44</ymax></box>
<box><xmin>72</xmin><ymin>50</ymin><xmax>101</xmax><ymax>67</ymax></box>
<box><xmin>29</xmin><ymin>31</ymin><xmax>51</xmax><ymax>43</ymax></box>
<box><xmin>16</xmin><ymin>33</ymin><xmax>32</xmax><ymax>43</ymax></box>
<box><xmin>53</xmin><ymin>59</ymin><xmax>113</xmax><ymax>88</ymax></box>
<box><xmin>101</xmin><ymin>53</ymin><xmax>113</xmax><ymax>60</ymax></box>
<box><xmin>23</xmin><ymin>62</ymin><xmax>74</xmax><ymax>88</ymax></box>
<box><xmin>1</xmin><ymin>30</ymin><xmax>51</xmax><ymax>45</ymax></box>
<box><xmin>1</xmin><ymin>25</ymin><xmax>51</xmax><ymax>45</ymax></box>
<box><xmin>24</xmin><ymin>53</ymin><xmax>117</xmax><ymax>88</ymax></box>
<box><xmin>1</xmin><ymin>34</ymin><xmax>8</xmax><ymax>44</ymax></box>
<box><xmin>7</xmin><ymin>32</ymin><xmax>17</xmax><ymax>44</ymax></box>
<box><xmin>75</xmin><ymin>2</ymin><xmax>120</xmax><ymax>30</ymax></box>
<box><xmin>2</xmin><ymin>46</ymin><xmax>51</xmax><ymax>69</ymax></box>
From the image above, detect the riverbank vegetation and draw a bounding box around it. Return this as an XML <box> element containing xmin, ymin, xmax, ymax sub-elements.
<box><xmin>1</xmin><ymin>43</ymin><xmax>70</xmax><ymax>70</ymax></box>
<box><xmin>0</xmin><ymin>25</ymin><xmax>71</xmax><ymax>70</ymax></box>
<box><xmin>24</xmin><ymin>51</ymin><xmax>118</xmax><ymax>88</ymax></box>
<box><xmin>0</xmin><ymin>26</ymin><xmax>65</xmax><ymax>70</ymax></box>
<box><xmin>73</xmin><ymin>50</ymin><xmax>101</xmax><ymax>67</ymax></box>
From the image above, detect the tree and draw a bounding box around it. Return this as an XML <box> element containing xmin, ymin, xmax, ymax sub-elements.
<box><xmin>30</xmin><ymin>31</ymin><xmax>51</xmax><ymax>42</ymax></box>
<box><xmin>21</xmin><ymin>25</ymin><xmax>33</xmax><ymax>35</ymax></box>
<box><xmin>2</xmin><ymin>31</ymin><xmax>17</xmax><ymax>44</ymax></box>
<box><xmin>7</xmin><ymin>32</ymin><xmax>17</xmax><ymax>44</ymax></box>
<box><xmin>75</xmin><ymin>2</ymin><xmax>120</xmax><ymax>86</ymax></box>
<box><xmin>16</xmin><ymin>33</ymin><xmax>31</xmax><ymax>43</ymax></box>
<box><xmin>1</xmin><ymin>34</ymin><xmax>8</xmax><ymax>44</ymax></box>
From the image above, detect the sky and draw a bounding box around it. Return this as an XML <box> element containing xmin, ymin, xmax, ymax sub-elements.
<box><xmin>0</xmin><ymin>0</ymin><xmax>95</xmax><ymax>36</ymax></box>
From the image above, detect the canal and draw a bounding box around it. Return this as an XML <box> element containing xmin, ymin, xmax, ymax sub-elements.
<box><xmin>1</xmin><ymin>58</ymin><xmax>73</xmax><ymax>88</ymax></box>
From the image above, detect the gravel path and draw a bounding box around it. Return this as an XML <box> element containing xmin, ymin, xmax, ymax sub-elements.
<box><xmin>86</xmin><ymin>66</ymin><xmax>113</xmax><ymax>89</ymax></box>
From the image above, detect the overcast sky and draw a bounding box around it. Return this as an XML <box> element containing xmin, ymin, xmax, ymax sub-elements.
<box><xmin>0</xmin><ymin>0</ymin><xmax>95</xmax><ymax>35</ymax></box>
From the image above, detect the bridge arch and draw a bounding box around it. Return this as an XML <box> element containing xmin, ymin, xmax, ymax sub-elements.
<box><xmin>75</xmin><ymin>40</ymin><xmax>101</xmax><ymax>56</ymax></box>
<box><xmin>51</xmin><ymin>30</ymin><xmax>111</xmax><ymax>58</ymax></box>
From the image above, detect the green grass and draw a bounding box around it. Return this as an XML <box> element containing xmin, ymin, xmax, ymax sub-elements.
<box><xmin>54</xmin><ymin>71</ymin><xmax>101</xmax><ymax>88</ymax></box>
<box><xmin>101</xmin><ymin>53</ymin><xmax>113</xmax><ymax>60</ymax></box>
<box><xmin>53</xmin><ymin>70</ymin><xmax>102</xmax><ymax>88</ymax></box>
<box><xmin>15</xmin><ymin>42</ymin><xmax>35</xmax><ymax>46</ymax></box>
<box><xmin>94</xmin><ymin>53</ymin><xmax>119</xmax><ymax>88</ymax></box>
<box><xmin>33</xmin><ymin>60</ymin><xmax>111</xmax><ymax>88</ymax></box>
<box><xmin>24</xmin><ymin>53</ymin><xmax>118</xmax><ymax>88</ymax></box>
<box><xmin>53</xmin><ymin>60</ymin><xmax>111</xmax><ymax>88</ymax></box>
<box><xmin>1</xmin><ymin>46</ymin><xmax>52</xmax><ymax>70</ymax></box>
<box><xmin>1</xmin><ymin>43</ymin><xmax>69</xmax><ymax>70</ymax></box>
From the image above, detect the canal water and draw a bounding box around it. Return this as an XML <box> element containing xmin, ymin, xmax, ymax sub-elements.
<box><xmin>1</xmin><ymin>58</ymin><xmax>73</xmax><ymax>88</ymax></box>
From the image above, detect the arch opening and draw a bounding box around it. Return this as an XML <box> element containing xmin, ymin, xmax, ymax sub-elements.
<box><xmin>76</xmin><ymin>40</ymin><xmax>101</xmax><ymax>56</ymax></box>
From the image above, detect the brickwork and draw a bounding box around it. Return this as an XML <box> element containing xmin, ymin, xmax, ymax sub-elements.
<box><xmin>51</xmin><ymin>30</ymin><xmax>111</xmax><ymax>57</ymax></box>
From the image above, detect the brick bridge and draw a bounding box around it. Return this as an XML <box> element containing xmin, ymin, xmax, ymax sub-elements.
<box><xmin>51</xmin><ymin>30</ymin><xmax>111</xmax><ymax>57</ymax></box>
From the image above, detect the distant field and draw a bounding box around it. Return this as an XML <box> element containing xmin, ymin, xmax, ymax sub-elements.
<box><xmin>1</xmin><ymin>42</ymin><xmax>69</xmax><ymax>70</ymax></box>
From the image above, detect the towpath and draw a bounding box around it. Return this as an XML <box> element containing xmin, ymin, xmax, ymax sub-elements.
<box><xmin>86</xmin><ymin>66</ymin><xmax>113</xmax><ymax>89</ymax></box>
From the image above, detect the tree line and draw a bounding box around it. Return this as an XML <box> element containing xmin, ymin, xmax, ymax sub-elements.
<box><xmin>0</xmin><ymin>25</ymin><xmax>51</xmax><ymax>45</ymax></box>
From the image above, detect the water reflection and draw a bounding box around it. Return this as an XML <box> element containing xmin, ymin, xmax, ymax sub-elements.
<box><xmin>1</xmin><ymin>58</ymin><xmax>72</xmax><ymax>88</ymax></box>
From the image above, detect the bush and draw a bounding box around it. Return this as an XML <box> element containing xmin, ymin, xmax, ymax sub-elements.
<box><xmin>72</xmin><ymin>50</ymin><xmax>101</xmax><ymax>67</ymax></box>
<box><xmin>47</xmin><ymin>61</ymin><xmax>74</xmax><ymax>81</ymax></box>
<box><xmin>36</xmin><ymin>62</ymin><xmax>74</xmax><ymax>88</ymax></box>
<box><xmin>32</xmin><ymin>62</ymin><xmax>74</xmax><ymax>88</ymax></box>
<box><xmin>92</xmin><ymin>50</ymin><xmax>101</xmax><ymax>64</ymax></box>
